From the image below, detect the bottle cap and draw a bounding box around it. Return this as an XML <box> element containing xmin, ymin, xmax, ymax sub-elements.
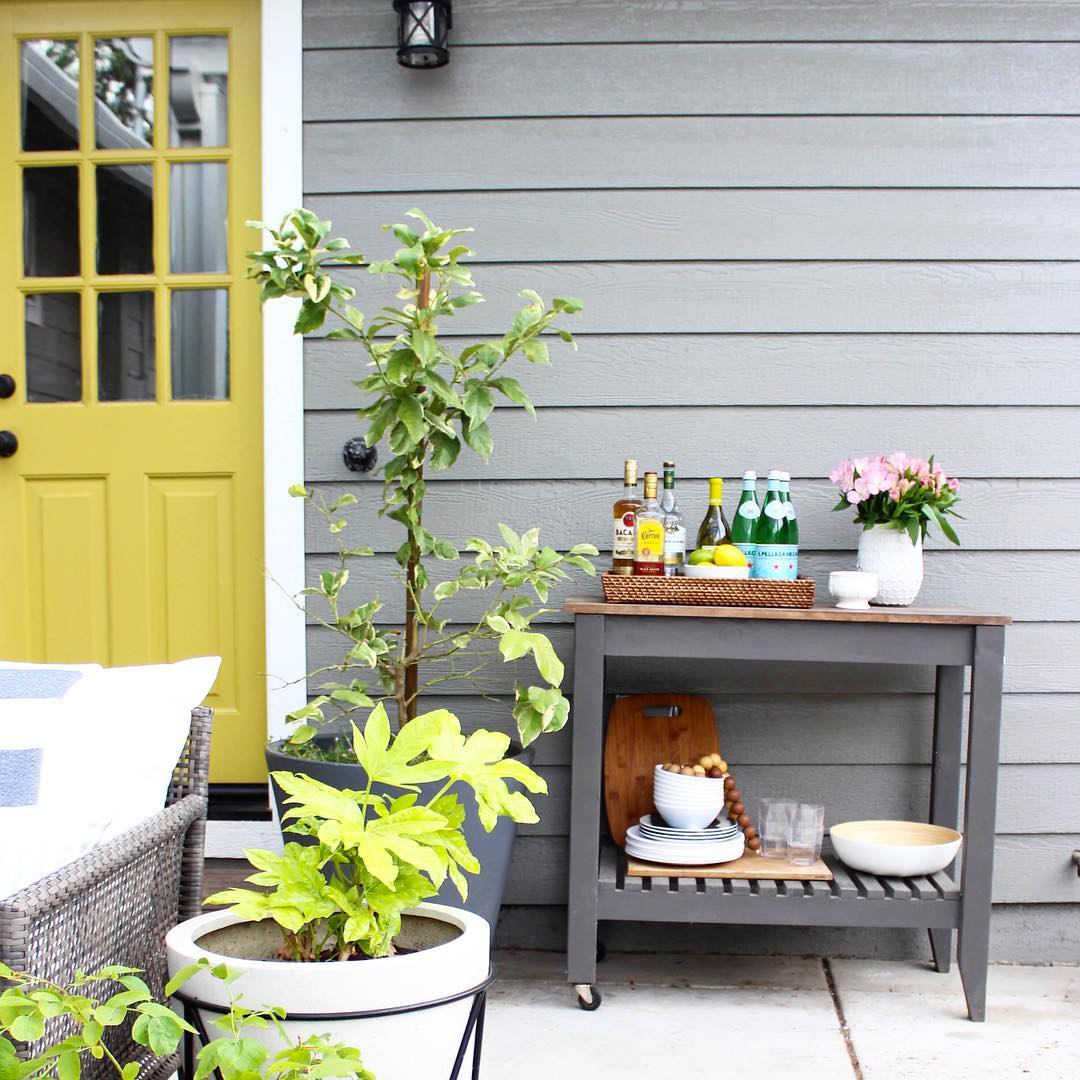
<box><xmin>767</xmin><ymin>469</ymin><xmax>782</xmax><ymax>479</ymax></box>
<box><xmin>708</xmin><ymin>477</ymin><xmax>724</xmax><ymax>503</ymax></box>
<box><xmin>623</xmin><ymin>459</ymin><xmax>639</xmax><ymax>484</ymax></box>
<box><xmin>743</xmin><ymin>470</ymin><xmax>757</xmax><ymax>481</ymax></box>
<box><xmin>780</xmin><ymin>470</ymin><xmax>791</xmax><ymax>482</ymax></box>
<box><xmin>662</xmin><ymin>459</ymin><xmax>675</xmax><ymax>469</ymax></box>
<box><xmin>643</xmin><ymin>471</ymin><xmax>658</xmax><ymax>497</ymax></box>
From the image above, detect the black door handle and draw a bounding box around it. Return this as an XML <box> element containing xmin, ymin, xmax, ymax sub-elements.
<box><xmin>0</xmin><ymin>374</ymin><xmax>14</xmax><ymax>399</ymax></box>
<box><xmin>0</xmin><ymin>431</ymin><xmax>18</xmax><ymax>458</ymax></box>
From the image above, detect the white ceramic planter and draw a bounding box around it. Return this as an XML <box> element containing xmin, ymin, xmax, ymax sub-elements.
<box><xmin>857</xmin><ymin>525</ymin><xmax>924</xmax><ymax>606</ymax></box>
<box><xmin>165</xmin><ymin>904</ymin><xmax>489</xmax><ymax>1080</ymax></box>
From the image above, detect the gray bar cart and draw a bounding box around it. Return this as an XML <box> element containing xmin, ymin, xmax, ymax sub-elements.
<box><xmin>563</xmin><ymin>597</ymin><xmax>1009</xmax><ymax>1021</ymax></box>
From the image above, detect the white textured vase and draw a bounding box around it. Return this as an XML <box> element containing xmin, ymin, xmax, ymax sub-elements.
<box><xmin>856</xmin><ymin>525</ymin><xmax>924</xmax><ymax>606</ymax></box>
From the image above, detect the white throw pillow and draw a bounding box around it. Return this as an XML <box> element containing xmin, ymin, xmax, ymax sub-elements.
<box><xmin>61</xmin><ymin>656</ymin><xmax>221</xmax><ymax>840</ymax></box>
<box><xmin>0</xmin><ymin>663</ymin><xmax>104</xmax><ymax>899</ymax></box>
<box><xmin>0</xmin><ymin>656</ymin><xmax>220</xmax><ymax>899</ymax></box>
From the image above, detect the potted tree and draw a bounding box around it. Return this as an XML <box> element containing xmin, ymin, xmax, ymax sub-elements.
<box><xmin>249</xmin><ymin>208</ymin><xmax>596</xmax><ymax>925</ymax></box>
<box><xmin>167</xmin><ymin>705</ymin><xmax>537</xmax><ymax>1080</ymax></box>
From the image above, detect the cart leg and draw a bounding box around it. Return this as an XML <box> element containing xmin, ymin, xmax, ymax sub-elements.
<box><xmin>566</xmin><ymin>614</ymin><xmax>605</xmax><ymax>992</ymax></box>
<box><xmin>928</xmin><ymin>664</ymin><xmax>964</xmax><ymax>974</ymax></box>
<box><xmin>957</xmin><ymin>626</ymin><xmax>1004</xmax><ymax>1022</ymax></box>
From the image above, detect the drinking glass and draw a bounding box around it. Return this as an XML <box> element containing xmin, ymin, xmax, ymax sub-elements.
<box><xmin>759</xmin><ymin>798</ymin><xmax>796</xmax><ymax>859</ymax></box>
<box><xmin>788</xmin><ymin>803</ymin><xmax>825</xmax><ymax>866</ymax></box>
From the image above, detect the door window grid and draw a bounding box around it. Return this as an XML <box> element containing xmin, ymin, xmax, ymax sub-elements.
<box><xmin>17</xmin><ymin>29</ymin><xmax>231</xmax><ymax>403</ymax></box>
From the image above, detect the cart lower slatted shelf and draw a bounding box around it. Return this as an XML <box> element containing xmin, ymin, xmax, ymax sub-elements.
<box><xmin>597</xmin><ymin>846</ymin><xmax>960</xmax><ymax>930</ymax></box>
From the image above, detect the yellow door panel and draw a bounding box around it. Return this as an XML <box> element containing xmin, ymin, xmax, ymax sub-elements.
<box><xmin>0</xmin><ymin>0</ymin><xmax>265</xmax><ymax>782</ymax></box>
<box><xmin>25</xmin><ymin>475</ymin><xmax>110</xmax><ymax>659</ymax></box>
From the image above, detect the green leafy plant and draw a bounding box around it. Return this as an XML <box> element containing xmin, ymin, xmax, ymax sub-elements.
<box><xmin>207</xmin><ymin>703</ymin><xmax>545</xmax><ymax>960</ymax></box>
<box><xmin>0</xmin><ymin>961</ymin><xmax>375</xmax><ymax>1080</ymax></box>
<box><xmin>245</xmin><ymin>208</ymin><xmax>597</xmax><ymax>752</ymax></box>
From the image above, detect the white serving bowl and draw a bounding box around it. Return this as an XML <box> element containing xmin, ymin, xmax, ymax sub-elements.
<box><xmin>830</xmin><ymin>820</ymin><xmax>962</xmax><ymax>877</ymax></box>
<box><xmin>653</xmin><ymin>766</ymin><xmax>727</xmax><ymax>829</ymax></box>
<box><xmin>828</xmin><ymin>570</ymin><xmax>879</xmax><ymax>610</ymax></box>
<box><xmin>684</xmin><ymin>564</ymin><xmax>750</xmax><ymax>580</ymax></box>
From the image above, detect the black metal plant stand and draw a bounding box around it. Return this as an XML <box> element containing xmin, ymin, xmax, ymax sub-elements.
<box><xmin>174</xmin><ymin>969</ymin><xmax>494</xmax><ymax>1080</ymax></box>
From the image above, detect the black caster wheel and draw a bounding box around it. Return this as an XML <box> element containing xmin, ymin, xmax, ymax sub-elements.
<box><xmin>575</xmin><ymin>986</ymin><xmax>602</xmax><ymax>1011</ymax></box>
<box><xmin>596</xmin><ymin>940</ymin><xmax>608</xmax><ymax>963</ymax></box>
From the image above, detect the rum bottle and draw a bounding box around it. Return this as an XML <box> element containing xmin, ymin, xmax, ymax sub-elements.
<box><xmin>612</xmin><ymin>459</ymin><xmax>644</xmax><ymax>576</ymax></box>
<box><xmin>633</xmin><ymin>471</ymin><xmax>665</xmax><ymax>576</ymax></box>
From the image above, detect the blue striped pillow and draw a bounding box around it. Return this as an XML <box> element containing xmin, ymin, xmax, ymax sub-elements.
<box><xmin>0</xmin><ymin>668</ymin><xmax>82</xmax><ymax>807</ymax></box>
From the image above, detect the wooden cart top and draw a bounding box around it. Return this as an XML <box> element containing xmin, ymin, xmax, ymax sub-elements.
<box><xmin>563</xmin><ymin>595</ymin><xmax>1011</xmax><ymax>625</ymax></box>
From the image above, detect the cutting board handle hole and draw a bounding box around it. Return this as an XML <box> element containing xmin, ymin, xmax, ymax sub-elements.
<box><xmin>643</xmin><ymin>705</ymin><xmax>681</xmax><ymax>717</ymax></box>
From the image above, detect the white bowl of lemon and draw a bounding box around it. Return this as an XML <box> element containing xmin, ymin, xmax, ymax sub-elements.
<box><xmin>684</xmin><ymin>544</ymin><xmax>750</xmax><ymax>579</ymax></box>
<box><xmin>684</xmin><ymin>564</ymin><xmax>750</xmax><ymax>579</ymax></box>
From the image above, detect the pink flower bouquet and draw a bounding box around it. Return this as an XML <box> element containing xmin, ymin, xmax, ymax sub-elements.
<box><xmin>830</xmin><ymin>453</ymin><xmax>961</xmax><ymax>546</ymax></box>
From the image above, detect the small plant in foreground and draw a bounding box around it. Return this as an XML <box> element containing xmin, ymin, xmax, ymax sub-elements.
<box><xmin>0</xmin><ymin>960</ymin><xmax>375</xmax><ymax>1080</ymax></box>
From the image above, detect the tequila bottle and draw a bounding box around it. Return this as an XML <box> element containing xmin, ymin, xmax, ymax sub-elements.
<box><xmin>633</xmin><ymin>471</ymin><xmax>665</xmax><ymax>576</ymax></box>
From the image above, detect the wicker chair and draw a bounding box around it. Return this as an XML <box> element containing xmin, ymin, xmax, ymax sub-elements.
<box><xmin>0</xmin><ymin>706</ymin><xmax>212</xmax><ymax>1080</ymax></box>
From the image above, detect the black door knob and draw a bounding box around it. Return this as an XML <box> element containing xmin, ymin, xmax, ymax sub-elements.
<box><xmin>0</xmin><ymin>431</ymin><xmax>17</xmax><ymax>458</ymax></box>
<box><xmin>342</xmin><ymin>436</ymin><xmax>377</xmax><ymax>473</ymax></box>
<box><xmin>0</xmin><ymin>374</ymin><xmax>14</xmax><ymax>399</ymax></box>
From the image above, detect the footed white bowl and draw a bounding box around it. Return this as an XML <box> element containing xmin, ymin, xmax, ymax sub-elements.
<box><xmin>830</xmin><ymin>820</ymin><xmax>962</xmax><ymax>877</ymax></box>
<box><xmin>828</xmin><ymin>570</ymin><xmax>879</xmax><ymax>610</ymax></box>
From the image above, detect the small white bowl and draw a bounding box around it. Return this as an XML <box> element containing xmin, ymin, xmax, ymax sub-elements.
<box><xmin>684</xmin><ymin>564</ymin><xmax>750</xmax><ymax>580</ymax></box>
<box><xmin>830</xmin><ymin>820</ymin><xmax>962</xmax><ymax>877</ymax></box>
<box><xmin>829</xmin><ymin>570</ymin><xmax>879</xmax><ymax>610</ymax></box>
<box><xmin>653</xmin><ymin>766</ymin><xmax>727</xmax><ymax>829</ymax></box>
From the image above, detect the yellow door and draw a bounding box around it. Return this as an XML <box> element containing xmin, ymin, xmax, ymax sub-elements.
<box><xmin>0</xmin><ymin>0</ymin><xmax>266</xmax><ymax>782</ymax></box>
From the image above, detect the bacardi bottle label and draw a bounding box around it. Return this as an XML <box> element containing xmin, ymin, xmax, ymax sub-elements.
<box><xmin>613</xmin><ymin>511</ymin><xmax>636</xmax><ymax>561</ymax></box>
<box><xmin>634</xmin><ymin>518</ymin><xmax>665</xmax><ymax>576</ymax></box>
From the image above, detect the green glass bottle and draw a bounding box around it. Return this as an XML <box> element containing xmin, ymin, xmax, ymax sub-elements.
<box><xmin>753</xmin><ymin>471</ymin><xmax>787</xmax><ymax>580</ymax></box>
<box><xmin>780</xmin><ymin>470</ymin><xmax>799</xmax><ymax>579</ymax></box>
<box><xmin>729</xmin><ymin>470</ymin><xmax>760</xmax><ymax>571</ymax></box>
<box><xmin>695</xmin><ymin>477</ymin><xmax>732</xmax><ymax>554</ymax></box>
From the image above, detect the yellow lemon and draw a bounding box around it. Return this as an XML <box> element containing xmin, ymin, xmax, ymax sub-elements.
<box><xmin>688</xmin><ymin>548</ymin><xmax>714</xmax><ymax>565</ymax></box>
<box><xmin>712</xmin><ymin>544</ymin><xmax>748</xmax><ymax>567</ymax></box>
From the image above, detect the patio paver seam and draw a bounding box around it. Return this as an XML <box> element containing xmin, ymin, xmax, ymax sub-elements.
<box><xmin>823</xmin><ymin>958</ymin><xmax>865</xmax><ymax>1080</ymax></box>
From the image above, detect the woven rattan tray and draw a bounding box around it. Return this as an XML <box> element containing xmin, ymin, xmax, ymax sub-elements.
<box><xmin>600</xmin><ymin>572</ymin><xmax>816</xmax><ymax>608</ymax></box>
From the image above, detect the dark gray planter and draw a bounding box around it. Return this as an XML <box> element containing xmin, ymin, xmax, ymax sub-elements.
<box><xmin>265</xmin><ymin>738</ymin><xmax>534</xmax><ymax>937</ymax></box>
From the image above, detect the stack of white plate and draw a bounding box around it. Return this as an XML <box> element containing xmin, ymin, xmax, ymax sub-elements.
<box><xmin>625</xmin><ymin>814</ymin><xmax>745</xmax><ymax>866</ymax></box>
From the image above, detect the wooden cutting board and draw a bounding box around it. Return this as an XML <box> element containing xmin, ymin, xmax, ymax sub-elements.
<box><xmin>603</xmin><ymin>693</ymin><xmax>719</xmax><ymax>847</ymax></box>
<box><xmin>626</xmin><ymin>851</ymin><xmax>832</xmax><ymax>881</ymax></box>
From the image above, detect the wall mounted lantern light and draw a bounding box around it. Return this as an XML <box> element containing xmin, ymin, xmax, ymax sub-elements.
<box><xmin>394</xmin><ymin>1</ymin><xmax>452</xmax><ymax>68</ymax></box>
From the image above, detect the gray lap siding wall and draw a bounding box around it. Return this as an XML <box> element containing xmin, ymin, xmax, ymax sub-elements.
<box><xmin>299</xmin><ymin>0</ymin><xmax>1080</xmax><ymax>959</ymax></box>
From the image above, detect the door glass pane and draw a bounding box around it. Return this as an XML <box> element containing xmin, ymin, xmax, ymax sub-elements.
<box><xmin>21</xmin><ymin>40</ymin><xmax>79</xmax><ymax>151</ymax></box>
<box><xmin>98</xmin><ymin>292</ymin><xmax>156</xmax><ymax>401</ymax></box>
<box><xmin>169</xmin><ymin>36</ymin><xmax>228</xmax><ymax>147</ymax></box>
<box><xmin>170</xmin><ymin>163</ymin><xmax>228</xmax><ymax>273</ymax></box>
<box><xmin>94</xmin><ymin>37</ymin><xmax>154</xmax><ymax>149</ymax></box>
<box><xmin>23</xmin><ymin>167</ymin><xmax>79</xmax><ymax>277</ymax></box>
<box><xmin>25</xmin><ymin>293</ymin><xmax>81</xmax><ymax>402</ymax></box>
<box><xmin>171</xmin><ymin>289</ymin><xmax>228</xmax><ymax>399</ymax></box>
<box><xmin>97</xmin><ymin>165</ymin><xmax>154</xmax><ymax>275</ymax></box>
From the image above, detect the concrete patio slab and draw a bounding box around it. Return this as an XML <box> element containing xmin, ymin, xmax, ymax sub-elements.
<box><xmin>831</xmin><ymin>959</ymin><xmax>1080</xmax><ymax>1080</ymax></box>
<box><xmin>482</xmin><ymin>952</ymin><xmax>1079</xmax><ymax>1080</ymax></box>
<box><xmin>485</xmin><ymin>951</ymin><xmax>852</xmax><ymax>1079</ymax></box>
